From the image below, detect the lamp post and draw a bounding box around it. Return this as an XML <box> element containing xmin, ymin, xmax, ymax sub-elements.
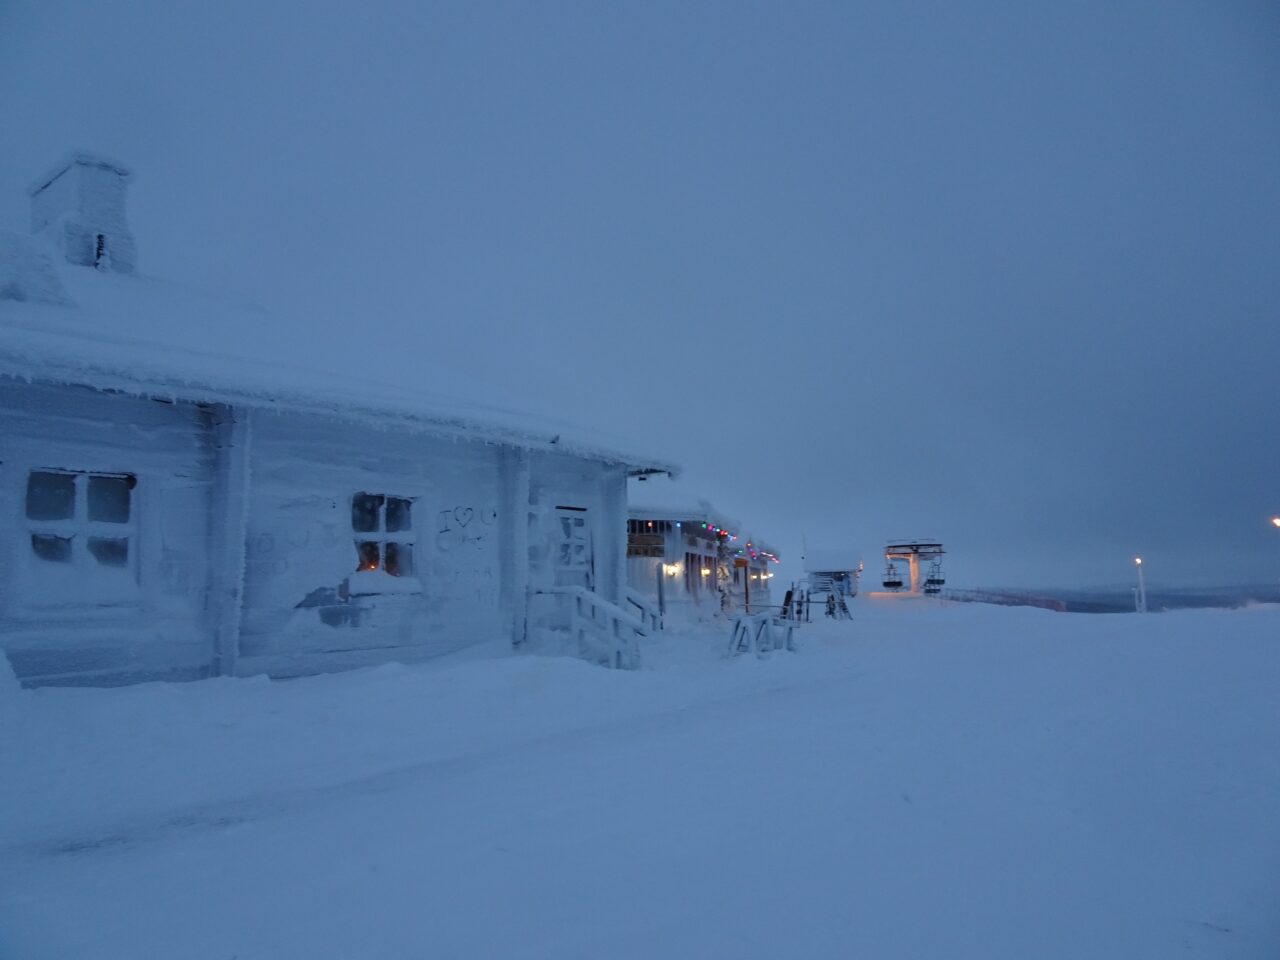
<box><xmin>1272</xmin><ymin>519</ymin><xmax>1279</xmax><ymax>586</ymax></box>
<box><xmin>1134</xmin><ymin>557</ymin><xmax>1147</xmax><ymax>614</ymax></box>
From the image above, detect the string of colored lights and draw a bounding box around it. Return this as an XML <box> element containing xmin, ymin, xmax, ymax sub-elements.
<box><xmin>638</xmin><ymin>517</ymin><xmax>780</xmax><ymax>563</ymax></box>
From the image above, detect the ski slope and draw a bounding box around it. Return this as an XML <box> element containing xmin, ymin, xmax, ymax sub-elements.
<box><xmin>3</xmin><ymin>601</ymin><xmax>1278</xmax><ymax>958</ymax></box>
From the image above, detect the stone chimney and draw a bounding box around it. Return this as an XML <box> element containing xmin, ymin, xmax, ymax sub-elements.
<box><xmin>28</xmin><ymin>152</ymin><xmax>137</xmax><ymax>274</ymax></box>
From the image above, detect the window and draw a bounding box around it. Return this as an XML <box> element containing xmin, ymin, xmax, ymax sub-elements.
<box><xmin>626</xmin><ymin>517</ymin><xmax>666</xmax><ymax>558</ymax></box>
<box><xmin>351</xmin><ymin>493</ymin><xmax>414</xmax><ymax>576</ymax></box>
<box><xmin>25</xmin><ymin>470</ymin><xmax>136</xmax><ymax>570</ymax></box>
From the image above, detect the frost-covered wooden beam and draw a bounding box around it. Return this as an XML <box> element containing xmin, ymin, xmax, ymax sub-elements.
<box><xmin>501</xmin><ymin>447</ymin><xmax>531</xmax><ymax>646</ymax></box>
<box><xmin>206</xmin><ymin>405</ymin><xmax>252</xmax><ymax>676</ymax></box>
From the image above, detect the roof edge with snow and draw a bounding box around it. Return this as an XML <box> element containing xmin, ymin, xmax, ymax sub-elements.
<box><xmin>0</xmin><ymin>343</ymin><xmax>676</xmax><ymax>474</ymax></box>
<box><xmin>0</xmin><ymin>304</ymin><xmax>675</xmax><ymax>476</ymax></box>
<box><xmin>628</xmin><ymin>501</ymin><xmax>779</xmax><ymax>558</ymax></box>
<box><xmin>27</xmin><ymin>151</ymin><xmax>133</xmax><ymax>196</ymax></box>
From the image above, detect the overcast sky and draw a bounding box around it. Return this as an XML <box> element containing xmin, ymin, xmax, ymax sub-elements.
<box><xmin>1</xmin><ymin>0</ymin><xmax>1277</xmax><ymax>589</ymax></box>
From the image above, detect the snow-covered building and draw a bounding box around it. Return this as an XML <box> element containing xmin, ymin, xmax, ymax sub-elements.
<box><xmin>626</xmin><ymin>478</ymin><xmax>779</xmax><ymax>616</ymax></box>
<box><xmin>0</xmin><ymin>154</ymin><xmax>673</xmax><ymax>686</ymax></box>
<box><xmin>803</xmin><ymin>549</ymin><xmax>862</xmax><ymax>598</ymax></box>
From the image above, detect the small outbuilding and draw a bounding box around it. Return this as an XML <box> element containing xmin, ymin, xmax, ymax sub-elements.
<box><xmin>803</xmin><ymin>549</ymin><xmax>862</xmax><ymax>598</ymax></box>
<box><xmin>0</xmin><ymin>154</ymin><xmax>673</xmax><ymax>686</ymax></box>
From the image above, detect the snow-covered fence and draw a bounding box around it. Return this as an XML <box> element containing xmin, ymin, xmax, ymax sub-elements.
<box><xmin>624</xmin><ymin>587</ymin><xmax>663</xmax><ymax>633</ymax></box>
<box><xmin>728</xmin><ymin>613</ymin><xmax>795</xmax><ymax>658</ymax></box>
<box><xmin>528</xmin><ymin>587</ymin><xmax>645</xmax><ymax>670</ymax></box>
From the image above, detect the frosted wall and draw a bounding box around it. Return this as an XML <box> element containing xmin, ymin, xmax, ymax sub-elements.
<box><xmin>0</xmin><ymin>382</ymin><xmax>214</xmax><ymax>684</ymax></box>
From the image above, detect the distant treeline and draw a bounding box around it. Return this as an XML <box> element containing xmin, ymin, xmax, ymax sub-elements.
<box><xmin>946</xmin><ymin>585</ymin><xmax>1280</xmax><ymax>614</ymax></box>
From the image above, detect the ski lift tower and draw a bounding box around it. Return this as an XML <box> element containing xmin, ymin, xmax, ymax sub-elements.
<box><xmin>882</xmin><ymin>540</ymin><xmax>946</xmax><ymax>595</ymax></box>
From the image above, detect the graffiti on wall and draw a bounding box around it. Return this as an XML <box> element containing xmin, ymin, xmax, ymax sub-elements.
<box><xmin>435</xmin><ymin>505</ymin><xmax>497</xmax><ymax>552</ymax></box>
<box><xmin>246</xmin><ymin>531</ymin><xmax>291</xmax><ymax>580</ymax></box>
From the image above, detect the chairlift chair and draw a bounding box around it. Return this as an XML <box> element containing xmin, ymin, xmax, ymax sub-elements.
<box><xmin>882</xmin><ymin>562</ymin><xmax>904</xmax><ymax>590</ymax></box>
<box><xmin>923</xmin><ymin>561</ymin><xmax>945</xmax><ymax>595</ymax></box>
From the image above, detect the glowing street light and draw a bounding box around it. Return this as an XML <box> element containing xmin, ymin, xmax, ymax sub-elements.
<box><xmin>1133</xmin><ymin>557</ymin><xmax>1147</xmax><ymax>613</ymax></box>
<box><xmin>1271</xmin><ymin>517</ymin><xmax>1280</xmax><ymax>528</ymax></box>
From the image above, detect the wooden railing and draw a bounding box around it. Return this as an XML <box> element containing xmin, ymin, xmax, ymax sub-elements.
<box><xmin>528</xmin><ymin>587</ymin><xmax>646</xmax><ymax>670</ymax></box>
<box><xmin>624</xmin><ymin>587</ymin><xmax>663</xmax><ymax>633</ymax></box>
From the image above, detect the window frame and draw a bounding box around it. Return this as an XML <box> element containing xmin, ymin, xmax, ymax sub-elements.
<box><xmin>24</xmin><ymin>468</ymin><xmax>139</xmax><ymax>580</ymax></box>
<box><xmin>350</xmin><ymin>492</ymin><xmax>417</xmax><ymax>579</ymax></box>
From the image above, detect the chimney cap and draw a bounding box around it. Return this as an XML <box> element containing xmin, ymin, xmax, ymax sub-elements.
<box><xmin>27</xmin><ymin>151</ymin><xmax>133</xmax><ymax>197</ymax></box>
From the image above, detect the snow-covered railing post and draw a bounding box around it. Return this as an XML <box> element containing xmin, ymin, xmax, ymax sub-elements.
<box><xmin>625</xmin><ymin>587</ymin><xmax>662</xmax><ymax>633</ymax></box>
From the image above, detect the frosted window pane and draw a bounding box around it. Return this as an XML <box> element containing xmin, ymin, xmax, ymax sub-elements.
<box><xmin>352</xmin><ymin>494</ymin><xmax>383</xmax><ymax>532</ymax></box>
<box><xmin>558</xmin><ymin>544</ymin><xmax>572</xmax><ymax>565</ymax></box>
<box><xmin>88</xmin><ymin>537</ymin><xmax>129</xmax><ymax>567</ymax></box>
<box><xmin>560</xmin><ymin>518</ymin><xmax>572</xmax><ymax>538</ymax></box>
<box><xmin>386</xmin><ymin>498</ymin><xmax>412</xmax><ymax>533</ymax></box>
<box><xmin>31</xmin><ymin>534</ymin><xmax>73</xmax><ymax>563</ymax></box>
<box><xmin>88</xmin><ymin>475</ymin><xmax>133</xmax><ymax>523</ymax></box>
<box><xmin>355</xmin><ymin>540</ymin><xmax>380</xmax><ymax>571</ymax></box>
<box><xmin>384</xmin><ymin>541</ymin><xmax>413</xmax><ymax>577</ymax></box>
<box><xmin>26</xmin><ymin>472</ymin><xmax>75</xmax><ymax>520</ymax></box>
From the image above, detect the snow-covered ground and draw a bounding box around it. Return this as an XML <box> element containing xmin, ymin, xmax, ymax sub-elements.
<box><xmin>3</xmin><ymin>600</ymin><xmax>1278</xmax><ymax>958</ymax></box>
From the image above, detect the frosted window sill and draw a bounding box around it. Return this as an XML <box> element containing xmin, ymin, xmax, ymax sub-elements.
<box><xmin>347</xmin><ymin>570</ymin><xmax>424</xmax><ymax>597</ymax></box>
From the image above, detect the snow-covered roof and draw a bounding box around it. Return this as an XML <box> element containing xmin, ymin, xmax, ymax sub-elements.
<box><xmin>803</xmin><ymin>549</ymin><xmax>860</xmax><ymax>574</ymax></box>
<box><xmin>628</xmin><ymin>476</ymin><xmax>740</xmax><ymax>531</ymax></box>
<box><xmin>0</xmin><ymin>239</ymin><xmax>676</xmax><ymax>474</ymax></box>
<box><xmin>27</xmin><ymin>151</ymin><xmax>133</xmax><ymax>196</ymax></box>
<box><xmin>628</xmin><ymin>494</ymin><xmax>740</xmax><ymax>535</ymax></box>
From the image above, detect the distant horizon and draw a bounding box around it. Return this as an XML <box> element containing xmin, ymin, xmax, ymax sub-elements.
<box><xmin>950</xmin><ymin>581</ymin><xmax>1280</xmax><ymax>596</ymax></box>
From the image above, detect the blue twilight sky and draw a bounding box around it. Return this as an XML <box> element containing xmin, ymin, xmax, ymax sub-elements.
<box><xmin>1</xmin><ymin>0</ymin><xmax>1277</xmax><ymax>588</ymax></box>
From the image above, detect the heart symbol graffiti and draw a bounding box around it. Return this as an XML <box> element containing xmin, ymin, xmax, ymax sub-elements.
<box><xmin>454</xmin><ymin>506</ymin><xmax>475</xmax><ymax>528</ymax></box>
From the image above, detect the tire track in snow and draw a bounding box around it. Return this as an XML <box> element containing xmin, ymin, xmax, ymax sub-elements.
<box><xmin>12</xmin><ymin>667</ymin><xmax>865</xmax><ymax>860</ymax></box>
